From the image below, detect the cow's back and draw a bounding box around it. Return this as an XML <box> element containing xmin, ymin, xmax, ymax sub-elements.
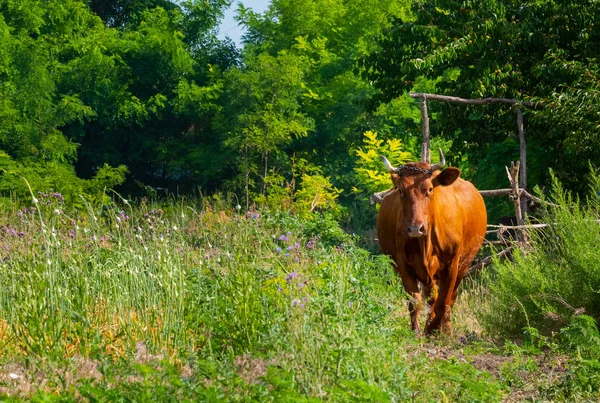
<box><xmin>439</xmin><ymin>178</ymin><xmax>487</xmax><ymax>274</ymax></box>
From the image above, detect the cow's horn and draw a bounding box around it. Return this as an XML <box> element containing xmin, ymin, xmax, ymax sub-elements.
<box><xmin>380</xmin><ymin>155</ymin><xmax>397</xmax><ymax>173</ymax></box>
<box><xmin>430</xmin><ymin>149</ymin><xmax>446</xmax><ymax>171</ymax></box>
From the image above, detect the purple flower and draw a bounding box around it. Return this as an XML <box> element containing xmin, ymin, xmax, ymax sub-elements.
<box><xmin>284</xmin><ymin>253</ymin><xmax>290</xmax><ymax>257</ymax></box>
<box><xmin>287</xmin><ymin>231</ymin><xmax>291</xmax><ymax>235</ymax></box>
<box><xmin>306</xmin><ymin>236</ymin><xmax>319</xmax><ymax>249</ymax></box>
<box><xmin>253</xmin><ymin>213</ymin><xmax>259</xmax><ymax>219</ymax></box>
<box><xmin>277</xmin><ymin>286</ymin><xmax>283</xmax><ymax>292</ymax></box>
<box><xmin>292</xmin><ymin>299</ymin><xmax>300</xmax><ymax>306</ymax></box>
<box><xmin>286</xmin><ymin>272</ymin><xmax>297</xmax><ymax>281</ymax></box>
<box><xmin>286</xmin><ymin>245</ymin><xmax>293</xmax><ymax>251</ymax></box>
<box><xmin>298</xmin><ymin>282</ymin><xmax>304</xmax><ymax>288</ymax></box>
<box><xmin>348</xmin><ymin>302</ymin><xmax>353</xmax><ymax>307</ymax></box>
<box><xmin>17</xmin><ymin>210</ymin><xmax>23</xmax><ymax>218</ymax></box>
<box><xmin>295</xmin><ymin>243</ymin><xmax>300</xmax><ymax>249</ymax></box>
<box><xmin>69</xmin><ymin>229</ymin><xmax>75</xmax><ymax>239</ymax></box>
<box><xmin>278</xmin><ymin>235</ymin><xmax>288</xmax><ymax>242</ymax></box>
<box><xmin>276</xmin><ymin>247</ymin><xmax>282</xmax><ymax>253</ymax></box>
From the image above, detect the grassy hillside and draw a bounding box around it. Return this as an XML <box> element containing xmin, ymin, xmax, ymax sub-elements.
<box><xmin>0</xmin><ymin>194</ymin><xmax>598</xmax><ymax>401</ymax></box>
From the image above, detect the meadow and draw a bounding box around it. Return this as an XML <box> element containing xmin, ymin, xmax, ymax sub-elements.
<box><xmin>0</xmin><ymin>187</ymin><xmax>598</xmax><ymax>402</ymax></box>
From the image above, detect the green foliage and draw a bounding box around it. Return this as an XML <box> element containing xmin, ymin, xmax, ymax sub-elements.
<box><xmin>363</xmin><ymin>0</ymin><xmax>600</xmax><ymax>198</ymax></box>
<box><xmin>293</xmin><ymin>173</ymin><xmax>342</xmax><ymax>217</ymax></box>
<box><xmin>560</xmin><ymin>315</ymin><xmax>600</xmax><ymax>360</ymax></box>
<box><xmin>353</xmin><ymin>130</ymin><xmax>416</xmax><ymax>196</ymax></box>
<box><xmin>481</xmin><ymin>171</ymin><xmax>600</xmax><ymax>337</ymax></box>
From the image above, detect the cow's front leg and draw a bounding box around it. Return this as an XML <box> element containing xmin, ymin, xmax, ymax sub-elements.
<box><xmin>396</xmin><ymin>260</ymin><xmax>422</xmax><ymax>336</ymax></box>
<box><xmin>423</xmin><ymin>281</ymin><xmax>438</xmax><ymax>329</ymax></box>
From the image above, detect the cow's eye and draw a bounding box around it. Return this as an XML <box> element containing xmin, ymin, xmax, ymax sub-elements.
<box><xmin>428</xmin><ymin>187</ymin><xmax>434</xmax><ymax>193</ymax></box>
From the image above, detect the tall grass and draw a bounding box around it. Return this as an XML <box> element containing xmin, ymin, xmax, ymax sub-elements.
<box><xmin>480</xmin><ymin>170</ymin><xmax>600</xmax><ymax>337</ymax></box>
<box><xmin>0</xmin><ymin>193</ymin><xmax>506</xmax><ymax>400</ymax></box>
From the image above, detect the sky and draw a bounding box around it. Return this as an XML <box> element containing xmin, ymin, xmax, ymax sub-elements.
<box><xmin>218</xmin><ymin>0</ymin><xmax>271</xmax><ymax>47</ymax></box>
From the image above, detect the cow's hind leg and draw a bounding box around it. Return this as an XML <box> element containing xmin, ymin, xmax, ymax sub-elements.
<box><xmin>425</xmin><ymin>258</ymin><xmax>459</xmax><ymax>336</ymax></box>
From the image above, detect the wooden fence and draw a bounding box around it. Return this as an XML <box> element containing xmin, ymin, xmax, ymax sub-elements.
<box><xmin>372</xmin><ymin>92</ymin><xmax>550</xmax><ymax>275</ymax></box>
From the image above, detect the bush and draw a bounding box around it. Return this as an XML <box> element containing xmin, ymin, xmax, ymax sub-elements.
<box><xmin>480</xmin><ymin>169</ymin><xmax>600</xmax><ymax>337</ymax></box>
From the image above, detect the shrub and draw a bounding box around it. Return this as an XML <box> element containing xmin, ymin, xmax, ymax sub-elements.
<box><xmin>481</xmin><ymin>170</ymin><xmax>600</xmax><ymax>337</ymax></box>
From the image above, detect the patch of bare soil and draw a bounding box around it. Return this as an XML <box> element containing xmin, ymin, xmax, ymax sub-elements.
<box><xmin>0</xmin><ymin>357</ymin><xmax>102</xmax><ymax>397</ymax></box>
<box><xmin>406</xmin><ymin>339</ymin><xmax>569</xmax><ymax>402</ymax></box>
<box><xmin>234</xmin><ymin>354</ymin><xmax>270</xmax><ymax>385</ymax></box>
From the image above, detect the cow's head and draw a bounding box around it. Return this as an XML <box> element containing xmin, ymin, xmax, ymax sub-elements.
<box><xmin>381</xmin><ymin>149</ymin><xmax>460</xmax><ymax>238</ymax></box>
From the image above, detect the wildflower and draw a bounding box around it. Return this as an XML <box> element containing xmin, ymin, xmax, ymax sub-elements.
<box><xmin>32</xmin><ymin>197</ymin><xmax>38</xmax><ymax>204</ymax></box>
<box><xmin>284</xmin><ymin>253</ymin><xmax>290</xmax><ymax>257</ymax></box>
<box><xmin>173</xmin><ymin>225</ymin><xmax>178</xmax><ymax>231</ymax></box>
<box><xmin>253</xmin><ymin>213</ymin><xmax>259</xmax><ymax>219</ymax></box>
<box><xmin>69</xmin><ymin>229</ymin><xmax>75</xmax><ymax>239</ymax></box>
<box><xmin>286</xmin><ymin>245</ymin><xmax>293</xmax><ymax>251</ymax></box>
<box><xmin>349</xmin><ymin>302</ymin><xmax>353</xmax><ymax>307</ymax></box>
<box><xmin>278</xmin><ymin>235</ymin><xmax>288</xmax><ymax>241</ymax></box>
<box><xmin>276</xmin><ymin>247</ymin><xmax>282</xmax><ymax>253</ymax></box>
<box><xmin>295</xmin><ymin>243</ymin><xmax>300</xmax><ymax>249</ymax></box>
<box><xmin>286</xmin><ymin>272</ymin><xmax>297</xmax><ymax>281</ymax></box>
<box><xmin>298</xmin><ymin>282</ymin><xmax>304</xmax><ymax>288</ymax></box>
<box><xmin>17</xmin><ymin>210</ymin><xmax>22</xmax><ymax>218</ymax></box>
<box><xmin>235</xmin><ymin>204</ymin><xmax>241</xmax><ymax>211</ymax></box>
<box><xmin>292</xmin><ymin>299</ymin><xmax>300</xmax><ymax>306</ymax></box>
<box><xmin>116</xmin><ymin>216</ymin><xmax>121</xmax><ymax>223</ymax></box>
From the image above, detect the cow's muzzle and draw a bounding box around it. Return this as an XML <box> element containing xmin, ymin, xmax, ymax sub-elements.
<box><xmin>407</xmin><ymin>225</ymin><xmax>428</xmax><ymax>237</ymax></box>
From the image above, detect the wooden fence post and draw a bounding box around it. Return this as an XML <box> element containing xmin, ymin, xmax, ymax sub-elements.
<box><xmin>513</xmin><ymin>106</ymin><xmax>528</xmax><ymax>218</ymax></box>
<box><xmin>420</xmin><ymin>96</ymin><xmax>430</xmax><ymax>164</ymax></box>
<box><xmin>507</xmin><ymin>161</ymin><xmax>528</xmax><ymax>242</ymax></box>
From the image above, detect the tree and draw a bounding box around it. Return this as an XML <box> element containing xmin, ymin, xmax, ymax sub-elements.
<box><xmin>362</xmin><ymin>0</ymin><xmax>600</xmax><ymax>194</ymax></box>
<box><xmin>217</xmin><ymin>52</ymin><xmax>313</xmax><ymax>208</ymax></box>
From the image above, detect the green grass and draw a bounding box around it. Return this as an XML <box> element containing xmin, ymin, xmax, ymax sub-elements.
<box><xmin>0</xmin><ymin>191</ymin><xmax>596</xmax><ymax>401</ymax></box>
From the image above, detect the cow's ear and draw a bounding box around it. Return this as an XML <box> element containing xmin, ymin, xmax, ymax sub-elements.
<box><xmin>433</xmin><ymin>167</ymin><xmax>460</xmax><ymax>187</ymax></box>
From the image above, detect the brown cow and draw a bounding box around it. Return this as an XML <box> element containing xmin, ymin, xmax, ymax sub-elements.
<box><xmin>377</xmin><ymin>149</ymin><xmax>487</xmax><ymax>336</ymax></box>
